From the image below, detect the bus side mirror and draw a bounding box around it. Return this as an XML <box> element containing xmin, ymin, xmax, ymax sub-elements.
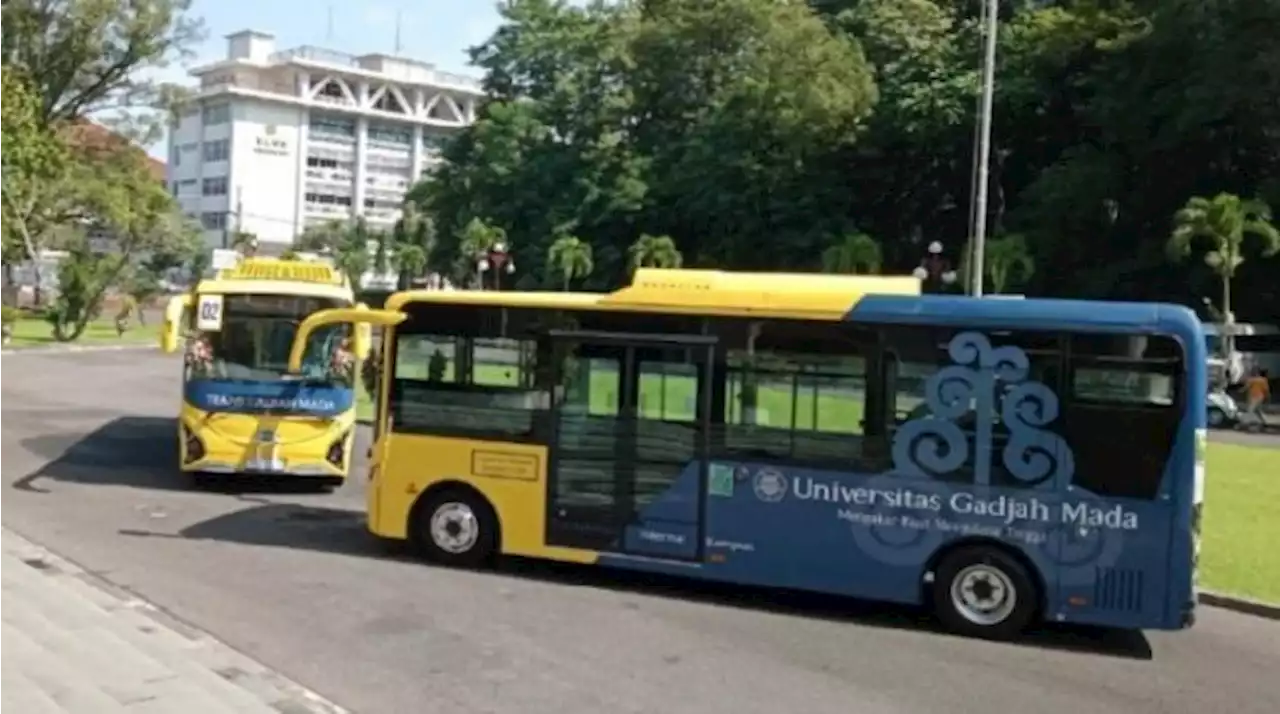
<box><xmin>352</xmin><ymin>303</ymin><xmax>373</xmax><ymax>360</ymax></box>
<box><xmin>161</xmin><ymin>294</ymin><xmax>193</xmax><ymax>354</ymax></box>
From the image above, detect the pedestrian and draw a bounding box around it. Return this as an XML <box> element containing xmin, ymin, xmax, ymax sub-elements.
<box><xmin>1243</xmin><ymin>367</ymin><xmax>1271</xmax><ymax>429</ymax></box>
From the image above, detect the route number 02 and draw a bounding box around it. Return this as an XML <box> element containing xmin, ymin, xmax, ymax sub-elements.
<box><xmin>196</xmin><ymin>295</ymin><xmax>224</xmax><ymax>332</ymax></box>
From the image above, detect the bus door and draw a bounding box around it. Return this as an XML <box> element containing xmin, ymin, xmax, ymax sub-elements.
<box><xmin>544</xmin><ymin>330</ymin><xmax>715</xmax><ymax>562</ymax></box>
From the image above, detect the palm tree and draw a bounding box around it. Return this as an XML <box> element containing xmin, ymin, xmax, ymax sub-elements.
<box><xmin>821</xmin><ymin>233</ymin><xmax>882</xmax><ymax>274</ymax></box>
<box><xmin>230</xmin><ymin>230</ymin><xmax>258</xmax><ymax>256</ymax></box>
<box><xmin>628</xmin><ymin>233</ymin><xmax>683</xmax><ymax>272</ymax></box>
<box><xmin>372</xmin><ymin>227</ymin><xmax>391</xmax><ymax>279</ymax></box>
<box><xmin>984</xmin><ymin>233</ymin><xmax>1035</xmax><ymax>295</ymax></box>
<box><xmin>457</xmin><ymin>217</ymin><xmax>506</xmax><ymax>288</ymax></box>
<box><xmin>334</xmin><ymin>217</ymin><xmax>372</xmax><ymax>287</ymax></box>
<box><xmin>297</xmin><ymin>219</ymin><xmax>370</xmax><ymax>286</ymax></box>
<box><xmin>1168</xmin><ymin>193</ymin><xmax>1280</xmax><ymax>322</ymax></box>
<box><xmin>547</xmin><ymin>234</ymin><xmax>593</xmax><ymax>291</ymax></box>
<box><xmin>392</xmin><ymin>204</ymin><xmax>433</xmax><ymax>288</ymax></box>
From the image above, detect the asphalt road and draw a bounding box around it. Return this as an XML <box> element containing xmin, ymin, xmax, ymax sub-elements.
<box><xmin>3</xmin><ymin>350</ymin><xmax>1279</xmax><ymax>714</ymax></box>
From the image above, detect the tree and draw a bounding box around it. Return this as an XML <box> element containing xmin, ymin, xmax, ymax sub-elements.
<box><xmin>230</xmin><ymin>230</ymin><xmax>258</xmax><ymax>255</ymax></box>
<box><xmin>1</xmin><ymin>67</ymin><xmax>74</xmax><ymax>305</ymax></box>
<box><xmin>547</xmin><ymin>234</ymin><xmax>593</xmax><ymax>291</ymax></box>
<box><xmin>392</xmin><ymin>204</ymin><xmax>433</xmax><ymax>288</ymax></box>
<box><xmin>1167</xmin><ymin>193</ymin><xmax>1280</xmax><ymax>322</ymax></box>
<box><xmin>296</xmin><ymin>218</ymin><xmax>371</xmax><ymax>286</ymax></box>
<box><xmin>984</xmin><ymin>233</ymin><xmax>1035</xmax><ymax>295</ymax></box>
<box><xmin>2</xmin><ymin>0</ymin><xmax>205</xmax><ymax>141</ymax></box>
<box><xmin>821</xmin><ymin>233</ymin><xmax>882</xmax><ymax>275</ymax></box>
<box><xmin>457</xmin><ymin>217</ymin><xmax>507</xmax><ymax>288</ymax></box>
<box><xmin>372</xmin><ymin>226</ymin><xmax>391</xmax><ymax>278</ymax></box>
<box><xmin>419</xmin><ymin>0</ymin><xmax>876</xmax><ymax>287</ymax></box>
<box><xmin>54</xmin><ymin>141</ymin><xmax>193</xmax><ymax>341</ymax></box>
<box><xmin>628</xmin><ymin>233</ymin><xmax>683</xmax><ymax>272</ymax></box>
<box><xmin>335</xmin><ymin>218</ymin><xmax>371</xmax><ymax>288</ymax></box>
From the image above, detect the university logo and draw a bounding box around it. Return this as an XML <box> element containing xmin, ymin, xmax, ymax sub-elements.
<box><xmin>753</xmin><ymin>468</ymin><xmax>788</xmax><ymax>503</ymax></box>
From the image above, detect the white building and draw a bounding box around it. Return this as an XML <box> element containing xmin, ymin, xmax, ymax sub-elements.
<box><xmin>167</xmin><ymin>30</ymin><xmax>482</xmax><ymax>253</ymax></box>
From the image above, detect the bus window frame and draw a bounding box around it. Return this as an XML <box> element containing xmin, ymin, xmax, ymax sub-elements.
<box><xmin>1060</xmin><ymin>332</ymin><xmax>1187</xmax><ymax>502</ymax></box>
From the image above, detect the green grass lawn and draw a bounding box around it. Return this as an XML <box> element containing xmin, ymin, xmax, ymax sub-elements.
<box><xmin>5</xmin><ymin>317</ymin><xmax>158</xmax><ymax>348</ymax></box>
<box><xmin>1201</xmin><ymin>442</ymin><xmax>1280</xmax><ymax>604</ymax></box>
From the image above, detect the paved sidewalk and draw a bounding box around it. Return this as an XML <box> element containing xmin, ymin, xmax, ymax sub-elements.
<box><xmin>1</xmin><ymin>528</ymin><xmax>348</xmax><ymax>713</ymax></box>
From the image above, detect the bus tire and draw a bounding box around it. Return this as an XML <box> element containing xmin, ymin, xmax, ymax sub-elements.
<box><xmin>933</xmin><ymin>546</ymin><xmax>1037</xmax><ymax>640</ymax></box>
<box><xmin>410</xmin><ymin>488</ymin><xmax>497</xmax><ymax>568</ymax></box>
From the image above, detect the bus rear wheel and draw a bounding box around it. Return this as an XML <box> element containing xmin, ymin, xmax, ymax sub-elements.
<box><xmin>410</xmin><ymin>489</ymin><xmax>497</xmax><ymax>568</ymax></box>
<box><xmin>933</xmin><ymin>546</ymin><xmax>1037</xmax><ymax>640</ymax></box>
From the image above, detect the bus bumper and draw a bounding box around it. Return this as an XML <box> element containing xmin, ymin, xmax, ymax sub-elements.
<box><xmin>178</xmin><ymin>422</ymin><xmax>352</xmax><ymax>479</ymax></box>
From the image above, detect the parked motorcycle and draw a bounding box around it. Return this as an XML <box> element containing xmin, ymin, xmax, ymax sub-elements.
<box><xmin>1207</xmin><ymin>388</ymin><xmax>1241</xmax><ymax>429</ymax></box>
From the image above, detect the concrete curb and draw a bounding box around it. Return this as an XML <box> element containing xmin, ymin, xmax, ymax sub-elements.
<box><xmin>1198</xmin><ymin>590</ymin><xmax>1280</xmax><ymax>620</ymax></box>
<box><xmin>1</xmin><ymin>343</ymin><xmax>158</xmax><ymax>356</ymax></box>
<box><xmin>1</xmin><ymin>526</ymin><xmax>350</xmax><ymax>714</ymax></box>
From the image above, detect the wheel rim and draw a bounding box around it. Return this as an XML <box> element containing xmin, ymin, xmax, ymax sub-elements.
<box><xmin>949</xmin><ymin>563</ymin><xmax>1018</xmax><ymax>627</ymax></box>
<box><xmin>429</xmin><ymin>502</ymin><xmax>479</xmax><ymax>554</ymax></box>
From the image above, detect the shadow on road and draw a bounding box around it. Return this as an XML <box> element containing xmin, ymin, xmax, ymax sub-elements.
<box><xmin>15</xmin><ymin>417</ymin><xmax>184</xmax><ymax>493</ymax></box>
<box><xmin>14</xmin><ymin>416</ymin><xmax>338</xmax><ymax>495</ymax></box>
<box><xmin>153</xmin><ymin>501</ymin><xmax>1154</xmax><ymax>661</ymax></box>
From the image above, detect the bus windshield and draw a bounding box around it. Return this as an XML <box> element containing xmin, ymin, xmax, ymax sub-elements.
<box><xmin>186</xmin><ymin>294</ymin><xmax>354</xmax><ymax>387</ymax></box>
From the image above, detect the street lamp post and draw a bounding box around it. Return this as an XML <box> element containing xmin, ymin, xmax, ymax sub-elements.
<box><xmin>969</xmin><ymin>0</ymin><xmax>1000</xmax><ymax>297</ymax></box>
<box><xmin>476</xmin><ymin>242</ymin><xmax>515</xmax><ymax>290</ymax></box>
<box><xmin>912</xmin><ymin>241</ymin><xmax>958</xmax><ymax>293</ymax></box>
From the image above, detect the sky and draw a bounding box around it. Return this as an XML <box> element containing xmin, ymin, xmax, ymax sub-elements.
<box><xmin>145</xmin><ymin>0</ymin><xmax>506</xmax><ymax>156</ymax></box>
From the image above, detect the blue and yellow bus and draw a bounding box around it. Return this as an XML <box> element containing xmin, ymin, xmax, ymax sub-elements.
<box><xmin>160</xmin><ymin>258</ymin><xmax>373</xmax><ymax>488</ymax></box>
<box><xmin>290</xmin><ymin>269</ymin><xmax>1206</xmax><ymax>639</ymax></box>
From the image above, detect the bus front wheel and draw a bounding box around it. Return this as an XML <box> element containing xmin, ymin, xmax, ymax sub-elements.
<box><xmin>410</xmin><ymin>488</ymin><xmax>497</xmax><ymax>568</ymax></box>
<box><xmin>933</xmin><ymin>546</ymin><xmax>1037</xmax><ymax>640</ymax></box>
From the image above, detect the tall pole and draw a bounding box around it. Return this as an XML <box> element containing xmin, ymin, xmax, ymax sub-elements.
<box><xmin>970</xmin><ymin>0</ymin><xmax>999</xmax><ymax>297</ymax></box>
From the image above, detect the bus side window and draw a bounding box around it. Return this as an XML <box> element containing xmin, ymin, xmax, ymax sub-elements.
<box><xmin>880</xmin><ymin>327</ymin><xmax>1064</xmax><ymax>487</ymax></box>
<box><xmin>1063</xmin><ymin>334</ymin><xmax>1183</xmax><ymax>500</ymax></box>
<box><xmin>717</xmin><ymin>319</ymin><xmax>871</xmax><ymax>468</ymax></box>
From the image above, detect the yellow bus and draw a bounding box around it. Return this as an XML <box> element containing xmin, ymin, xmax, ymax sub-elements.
<box><xmin>160</xmin><ymin>257</ymin><xmax>374</xmax><ymax>488</ymax></box>
<box><xmin>286</xmin><ymin>268</ymin><xmax>1208</xmax><ymax>639</ymax></box>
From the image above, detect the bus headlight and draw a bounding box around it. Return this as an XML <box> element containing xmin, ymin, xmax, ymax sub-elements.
<box><xmin>326</xmin><ymin>431</ymin><xmax>350</xmax><ymax>467</ymax></box>
<box><xmin>180</xmin><ymin>423</ymin><xmax>205</xmax><ymax>464</ymax></box>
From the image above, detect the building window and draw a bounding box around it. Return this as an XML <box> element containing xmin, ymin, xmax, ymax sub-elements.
<box><xmin>309</xmin><ymin>114</ymin><xmax>356</xmax><ymax>139</ymax></box>
<box><xmin>368</xmin><ymin>121</ymin><xmax>412</xmax><ymax>146</ymax></box>
<box><xmin>202</xmin><ymin>103</ymin><xmax>230</xmax><ymax>125</ymax></box>
<box><xmin>363</xmin><ymin>197</ymin><xmax>402</xmax><ymax>211</ymax></box>
<box><xmin>200</xmin><ymin>212</ymin><xmax>227</xmax><ymax>230</ymax></box>
<box><xmin>202</xmin><ymin>176</ymin><xmax>228</xmax><ymax>196</ymax></box>
<box><xmin>304</xmin><ymin>192</ymin><xmax>353</xmax><ymax>206</ymax></box>
<box><xmin>202</xmin><ymin>139</ymin><xmax>230</xmax><ymax>162</ymax></box>
<box><xmin>421</xmin><ymin>132</ymin><xmax>450</xmax><ymax>152</ymax></box>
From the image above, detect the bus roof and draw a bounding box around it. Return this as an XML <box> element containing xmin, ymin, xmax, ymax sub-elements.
<box><xmin>197</xmin><ymin>257</ymin><xmax>354</xmax><ymax>302</ymax></box>
<box><xmin>846</xmin><ymin>294</ymin><xmax>1203</xmax><ymax>337</ymax></box>
<box><xmin>385</xmin><ymin>268</ymin><xmax>1202</xmax><ymax>337</ymax></box>
<box><xmin>386</xmin><ymin>268</ymin><xmax>922</xmax><ymax>320</ymax></box>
